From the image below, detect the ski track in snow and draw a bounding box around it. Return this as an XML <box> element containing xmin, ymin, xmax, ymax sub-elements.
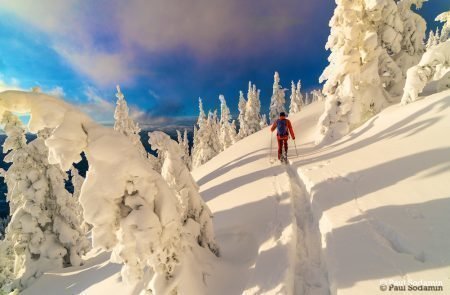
<box><xmin>283</xmin><ymin>160</ymin><xmax>330</xmax><ymax>295</ymax></box>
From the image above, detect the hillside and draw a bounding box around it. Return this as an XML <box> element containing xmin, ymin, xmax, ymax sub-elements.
<box><xmin>21</xmin><ymin>89</ymin><xmax>450</xmax><ymax>294</ymax></box>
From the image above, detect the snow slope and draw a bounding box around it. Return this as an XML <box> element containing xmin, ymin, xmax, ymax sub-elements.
<box><xmin>21</xmin><ymin>89</ymin><xmax>450</xmax><ymax>294</ymax></box>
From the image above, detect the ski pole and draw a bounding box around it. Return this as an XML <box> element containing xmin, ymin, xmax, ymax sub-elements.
<box><xmin>269</xmin><ymin>131</ymin><xmax>273</xmax><ymax>162</ymax></box>
<box><xmin>293</xmin><ymin>139</ymin><xmax>299</xmax><ymax>157</ymax></box>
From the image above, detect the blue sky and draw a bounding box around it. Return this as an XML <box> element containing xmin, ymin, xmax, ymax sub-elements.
<box><xmin>0</xmin><ymin>1</ymin><xmax>448</xmax><ymax>126</ymax></box>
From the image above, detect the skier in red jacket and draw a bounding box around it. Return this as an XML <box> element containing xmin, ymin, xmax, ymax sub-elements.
<box><xmin>270</xmin><ymin>112</ymin><xmax>295</xmax><ymax>162</ymax></box>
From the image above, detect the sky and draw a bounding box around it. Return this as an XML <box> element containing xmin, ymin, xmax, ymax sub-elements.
<box><xmin>0</xmin><ymin>0</ymin><xmax>448</xmax><ymax>127</ymax></box>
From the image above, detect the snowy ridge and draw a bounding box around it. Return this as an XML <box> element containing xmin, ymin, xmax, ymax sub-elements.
<box><xmin>7</xmin><ymin>90</ymin><xmax>450</xmax><ymax>294</ymax></box>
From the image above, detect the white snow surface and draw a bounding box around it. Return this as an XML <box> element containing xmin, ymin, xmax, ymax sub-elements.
<box><xmin>12</xmin><ymin>89</ymin><xmax>450</xmax><ymax>294</ymax></box>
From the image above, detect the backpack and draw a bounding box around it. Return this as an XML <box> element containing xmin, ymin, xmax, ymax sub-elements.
<box><xmin>277</xmin><ymin>119</ymin><xmax>288</xmax><ymax>137</ymax></box>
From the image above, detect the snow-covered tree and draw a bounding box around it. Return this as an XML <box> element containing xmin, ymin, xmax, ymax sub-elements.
<box><xmin>149</xmin><ymin>131</ymin><xmax>219</xmax><ymax>255</ymax></box>
<box><xmin>114</xmin><ymin>85</ymin><xmax>160</xmax><ymax>171</ymax></box>
<box><xmin>176</xmin><ymin>129</ymin><xmax>192</xmax><ymax>171</ymax></box>
<box><xmin>218</xmin><ymin>95</ymin><xmax>237</xmax><ymax>150</ymax></box>
<box><xmin>192</xmin><ymin>99</ymin><xmax>221</xmax><ymax>168</ymax></box>
<box><xmin>259</xmin><ymin>114</ymin><xmax>268</xmax><ymax>129</ymax></box>
<box><xmin>0</xmin><ymin>113</ymin><xmax>89</xmax><ymax>291</ymax></box>
<box><xmin>269</xmin><ymin>72</ymin><xmax>286</xmax><ymax>122</ymax></box>
<box><xmin>426</xmin><ymin>30</ymin><xmax>437</xmax><ymax>49</ymax></box>
<box><xmin>0</xmin><ymin>217</ymin><xmax>8</xmax><ymax>239</ymax></box>
<box><xmin>0</xmin><ymin>90</ymin><xmax>218</xmax><ymax>294</ymax></box>
<box><xmin>237</xmin><ymin>91</ymin><xmax>248</xmax><ymax>139</ymax></box>
<box><xmin>243</xmin><ymin>82</ymin><xmax>262</xmax><ymax>135</ymax></box>
<box><xmin>289</xmin><ymin>80</ymin><xmax>303</xmax><ymax>115</ymax></box>
<box><xmin>393</xmin><ymin>0</ymin><xmax>427</xmax><ymax>85</ymax></box>
<box><xmin>436</xmin><ymin>11</ymin><xmax>450</xmax><ymax>42</ymax></box>
<box><xmin>402</xmin><ymin>40</ymin><xmax>450</xmax><ymax>104</ymax></box>
<box><xmin>317</xmin><ymin>0</ymin><xmax>391</xmax><ymax>144</ymax></box>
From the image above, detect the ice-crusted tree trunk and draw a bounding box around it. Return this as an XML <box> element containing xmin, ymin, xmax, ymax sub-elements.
<box><xmin>244</xmin><ymin>82</ymin><xmax>262</xmax><ymax>135</ymax></box>
<box><xmin>317</xmin><ymin>0</ymin><xmax>390</xmax><ymax>144</ymax></box>
<box><xmin>0</xmin><ymin>90</ymin><xmax>219</xmax><ymax>294</ymax></box>
<box><xmin>114</xmin><ymin>85</ymin><xmax>160</xmax><ymax>171</ymax></box>
<box><xmin>149</xmin><ymin>131</ymin><xmax>219</xmax><ymax>256</ymax></box>
<box><xmin>402</xmin><ymin>40</ymin><xmax>450</xmax><ymax>103</ymax></box>
<box><xmin>218</xmin><ymin>95</ymin><xmax>237</xmax><ymax>150</ymax></box>
<box><xmin>269</xmin><ymin>72</ymin><xmax>286</xmax><ymax>122</ymax></box>
<box><xmin>0</xmin><ymin>112</ymin><xmax>89</xmax><ymax>291</ymax></box>
<box><xmin>237</xmin><ymin>91</ymin><xmax>248</xmax><ymax>139</ymax></box>
<box><xmin>289</xmin><ymin>80</ymin><xmax>303</xmax><ymax>115</ymax></box>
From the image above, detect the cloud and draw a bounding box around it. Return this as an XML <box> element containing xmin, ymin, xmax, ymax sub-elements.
<box><xmin>1</xmin><ymin>0</ymin><xmax>319</xmax><ymax>86</ymax></box>
<box><xmin>47</xmin><ymin>86</ymin><xmax>65</xmax><ymax>97</ymax></box>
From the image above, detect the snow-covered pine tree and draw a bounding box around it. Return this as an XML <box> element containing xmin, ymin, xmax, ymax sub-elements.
<box><xmin>436</xmin><ymin>10</ymin><xmax>450</xmax><ymax>42</ymax></box>
<box><xmin>317</xmin><ymin>0</ymin><xmax>391</xmax><ymax>144</ymax></box>
<box><xmin>259</xmin><ymin>114</ymin><xmax>268</xmax><ymax>129</ymax></box>
<box><xmin>0</xmin><ymin>113</ymin><xmax>89</xmax><ymax>291</ymax></box>
<box><xmin>114</xmin><ymin>85</ymin><xmax>160</xmax><ymax>171</ymax></box>
<box><xmin>289</xmin><ymin>80</ymin><xmax>303</xmax><ymax>115</ymax></box>
<box><xmin>244</xmin><ymin>82</ymin><xmax>262</xmax><ymax>134</ymax></box>
<box><xmin>149</xmin><ymin>131</ymin><xmax>219</xmax><ymax>255</ymax></box>
<box><xmin>192</xmin><ymin>99</ymin><xmax>220</xmax><ymax>168</ymax></box>
<box><xmin>269</xmin><ymin>72</ymin><xmax>286</xmax><ymax>122</ymax></box>
<box><xmin>394</xmin><ymin>0</ymin><xmax>427</xmax><ymax>85</ymax></box>
<box><xmin>426</xmin><ymin>30</ymin><xmax>436</xmax><ymax>49</ymax></box>
<box><xmin>0</xmin><ymin>90</ymin><xmax>219</xmax><ymax>294</ymax></box>
<box><xmin>177</xmin><ymin>129</ymin><xmax>192</xmax><ymax>171</ymax></box>
<box><xmin>210</xmin><ymin>110</ymin><xmax>222</xmax><ymax>153</ymax></box>
<box><xmin>434</xmin><ymin>27</ymin><xmax>441</xmax><ymax>45</ymax></box>
<box><xmin>237</xmin><ymin>90</ymin><xmax>248</xmax><ymax>139</ymax></box>
<box><xmin>218</xmin><ymin>95</ymin><xmax>237</xmax><ymax>150</ymax></box>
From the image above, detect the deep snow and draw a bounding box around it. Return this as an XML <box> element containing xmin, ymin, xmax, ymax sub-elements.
<box><xmin>18</xmin><ymin>89</ymin><xmax>450</xmax><ymax>294</ymax></box>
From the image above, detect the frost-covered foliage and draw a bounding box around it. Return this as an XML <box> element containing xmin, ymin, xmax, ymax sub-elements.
<box><xmin>176</xmin><ymin>129</ymin><xmax>192</xmax><ymax>171</ymax></box>
<box><xmin>317</xmin><ymin>0</ymin><xmax>395</xmax><ymax>144</ymax></box>
<box><xmin>402</xmin><ymin>40</ymin><xmax>450</xmax><ymax>104</ymax></box>
<box><xmin>237</xmin><ymin>91</ymin><xmax>248</xmax><ymax>139</ymax></box>
<box><xmin>114</xmin><ymin>85</ymin><xmax>160</xmax><ymax>171</ymax></box>
<box><xmin>218</xmin><ymin>95</ymin><xmax>237</xmax><ymax>150</ymax></box>
<box><xmin>426</xmin><ymin>30</ymin><xmax>438</xmax><ymax>49</ymax></box>
<box><xmin>436</xmin><ymin>11</ymin><xmax>450</xmax><ymax>43</ymax></box>
<box><xmin>269</xmin><ymin>72</ymin><xmax>286</xmax><ymax>122</ymax></box>
<box><xmin>192</xmin><ymin>98</ymin><xmax>221</xmax><ymax>168</ymax></box>
<box><xmin>0</xmin><ymin>112</ymin><xmax>89</xmax><ymax>291</ymax></box>
<box><xmin>0</xmin><ymin>236</ymin><xmax>14</xmax><ymax>292</ymax></box>
<box><xmin>149</xmin><ymin>131</ymin><xmax>219</xmax><ymax>256</ymax></box>
<box><xmin>0</xmin><ymin>90</ymin><xmax>217</xmax><ymax>294</ymax></box>
<box><xmin>289</xmin><ymin>80</ymin><xmax>303</xmax><ymax>115</ymax></box>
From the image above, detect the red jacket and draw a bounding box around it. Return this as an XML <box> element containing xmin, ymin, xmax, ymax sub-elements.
<box><xmin>271</xmin><ymin>117</ymin><xmax>295</xmax><ymax>139</ymax></box>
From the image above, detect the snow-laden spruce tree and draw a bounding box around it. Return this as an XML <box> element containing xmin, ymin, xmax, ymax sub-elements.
<box><xmin>176</xmin><ymin>129</ymin><xmax>192</xmax><ymax>171</ymax></box>
<box><xmin>149</xmin><ymin>131</ymin><xmax>219</xmax><ymax>255</ymax></box>
<box><xmin>192</xmin><ymin>99</ymin><xmax>220</xmax><ymax>168</ymax></box>
<box><xmin>289</xmin><ymin>80</ymin><xmax>303</xmax><ymax>115</ymax></box>
<box><xmin>218</xmin><ymin>95</ymin><xmax>237</xmax><ymax>150</ymax></box>
<box><xmin>114</xmin><ymin>85</ymin><xmax>160</xmax><ymax>171</ymax></box>
<box><xmin>0</xmin><ymin>90</ymin><xmax>218</xmax><ymax>294</ymax></box>
<box><xmin>436</xmin><ymin>11</ymin><xmax>450</xmax><ymax>42</ymax></box>
<box><xmin>259</xmin><ymin>114</ymin><xmax>268</xmax><ymax>129</ymax></box>
<box><xmin>209</xmin><ymin>110</ymin><xmax>222</xmax><ymax>153</ymax></box>
<box><xmin>269</xmin><ymin>72</ymin><xmax>286</xmax><ymax>122</ymax></box>
<box><xmin>394</xmin><ymin>0</ymin><xmax>427</xmax><ymax>83</ymax></box>
<box><xmin>237</xmin><ymin>91</ymin><xmax>248</xmax><ymax>139</ymax></box>
<box><xmin>317</xmin><ymin>0</ymin><xmax>391</xmax><ymax>144</ymax></box>
<box><xmin>402</xmin><ymin>40</ymin><xmax>450</xmax><ymax>104</ymax></box>
<box><xmin>244</xmin><ymin>82</ymin><xmax>262</xmax><ymax>135</ymax></box>
<box><xmin>426</xmin><ymin>30</ymin><xmax>437</xmax><ymax>49</ymax></box>
<box><xmin>0</xmin><ymin>113</ymin><xmax>89</xmax><ymax>291</ymax></box>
